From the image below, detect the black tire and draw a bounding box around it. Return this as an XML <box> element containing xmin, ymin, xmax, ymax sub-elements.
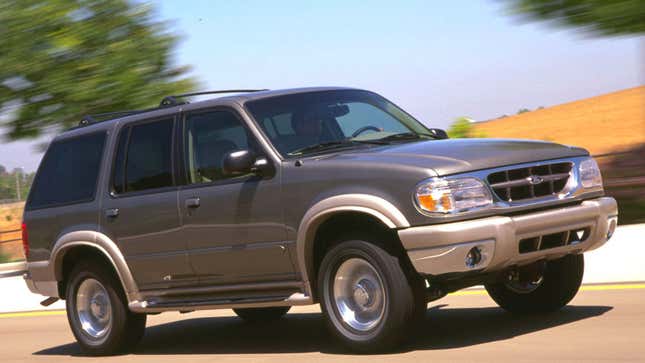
<box><xmin>318</xmin><ymin>240</ymin><xmax>416</xmax><ymax>353</ymax></box>
<box><xmin>485</xmin><ymin>254</ymin><xmax>584</xmax><ymax>314</ymax></box>
<box><xmin>65</xmin><ymin>260</ymin><xmax>146</xmax><ymax>356</ymax></box>
<box><xmin>410</xmin><ymin>276</ymin><xmax>428</xmax><ymax>324</ymax></box>
<box><xmin>233</xmin><ymin>306</ymin><xmax>291</xmax><ymax>322</ymax></box>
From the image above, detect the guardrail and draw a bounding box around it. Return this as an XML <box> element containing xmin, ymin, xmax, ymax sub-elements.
<box><xmin>0</xmin><ymin>227</ymin><xmax>24</xmax><ymax>262</ymax></box>
<box><xmin>593</xmin><ymin>151</ymin><xmax>645</xmax><ymax>188</ymax></box>
<box><xmin>0</xmin><ymin>261</ymin><xmax>26</xmax><ymax>278</ymax></box>
<box><xmin>0</xmin><ymin>199</ymin><xmax>21</xmax><ymax>205</ymax></box>
<box><xmin>0</xmin><ymin>228</ymin><xmax>21</xmax><ymax>245</ymax></box>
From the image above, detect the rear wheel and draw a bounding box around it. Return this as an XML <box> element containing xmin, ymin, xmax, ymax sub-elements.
<box><xmin>318</xmin><ymin>240</ymin><xmax>416</xmax><ymax>353</ymax></box>
<box><xmin>65</xmin><ymin>261</ymin><xmax>146</xmax><ymax>355</ymax></box>
<box><xmin>485</xmin><ymin>254</ymin><xmax>584</xmax><ymax>314</ymax></box>
<box><xmin>233</xmin><ymin>306</ymin><xmax>290</xmax><ymax>322</ymax></box>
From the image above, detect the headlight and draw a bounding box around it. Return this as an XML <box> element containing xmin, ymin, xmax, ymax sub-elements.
<box><xmin>415</xmin><ymin>177</ymin><xmax>493</xmax><ymax>215</ymax></box>
<box><xmin>578</xmin><ymin>157</ymin><xmax>603</xmax><ymax>189</ymax></box>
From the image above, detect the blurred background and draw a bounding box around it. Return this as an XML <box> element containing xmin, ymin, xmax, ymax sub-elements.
<box><xmin>0</xmin><ymin>0</ymin><xmax>643</xmax><ymax>263</ymax></box>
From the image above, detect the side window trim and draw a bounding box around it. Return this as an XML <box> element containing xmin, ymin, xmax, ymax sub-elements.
<box><xmin>110</xmin><ymin>125</ymin><xmax>131</xmax><ymax>196</ymax></box>
<box><xmin>108</xmin><ymin>115</ymin><xmax>179</xmax><ymax>198</ymax></box>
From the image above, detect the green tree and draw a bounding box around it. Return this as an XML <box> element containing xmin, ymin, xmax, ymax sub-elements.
<box><xmin>447</xmin><ymin>117</ymin><xmax>473</xmax><ymax>138</ymax></box>
<box><xmin>517</xmin><ymin>108</ymin><xmax>531</xmax><ymax>114</ymax></box>
<box><xmin>447</xmin><ymin>117</ymin><xmax>487</xmax><ymax>138</ymax></box>
<box><xmin>0</xmin><ymin>165</ymin><xmax>35</xmax><ymax>201</ymax></box>
<box><xmin>0</xmin><ymin>0</ymin><xmax>197</xmax><ymax>140</ymax></box>
<box><xmin>504</xmin><ymin>0</ymin><xmax>645</xmax><ymax>37</ymax></box>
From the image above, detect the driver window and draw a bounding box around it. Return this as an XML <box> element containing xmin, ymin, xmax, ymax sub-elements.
<box><xmin>184</xmin><ymin>110</ymin><xmax>256</xmax><ymax>184</ymax></box>
<box><xmin>335</xmin><ymin>102</ymin><xmax>408</xmax><ymax>138</ymax></box>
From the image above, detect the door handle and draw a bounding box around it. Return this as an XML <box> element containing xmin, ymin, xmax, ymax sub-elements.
<box><xmin>104</xmin><ymin>208</ymin><xmax>119</xmax><ymax>218</ymax></box>
<box><xmin>185</xmin><ymin>197</ymin><xmax>201</xmax><ymax>209</ymax></box>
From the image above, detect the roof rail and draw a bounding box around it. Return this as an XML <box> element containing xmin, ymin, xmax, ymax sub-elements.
<box><xmin>78</xmin><ymin>107</ymin><xmax>161</xmax><ymax>127</ymax></box>
<box><xmin>79</xmin><ymin>110</ymin><xmax>144</xmax><ymax>126</ymax></box>
<box><xmin>159</xmin><ymin>89</ymin><xmax>268</xmax><ymax>107</ymax></box>
<box><xmin>78</xmin><ymin>89</ymin><xmax>268</xmax><ymax>127</ymax></box>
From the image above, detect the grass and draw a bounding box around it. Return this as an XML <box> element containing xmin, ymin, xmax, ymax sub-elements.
<box><xmin>0</xmin><ymin>249</ymin><xmax>10</xmax><ymax>264</ymax></box>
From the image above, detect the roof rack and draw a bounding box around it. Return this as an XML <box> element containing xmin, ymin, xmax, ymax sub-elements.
<box><xmin>159</xmin><ymin>89</ymin><xmax>268</xmax><ymax>107</ymax></box>
<box><xmin>78</xmin><ymin>89</ymin><xmax>268</xmax><ymax>127</ymax></box>
<box><xmin>79</xmin><ymin>110</ymin><xmax>147</xmax><ymax>126</ymax></box>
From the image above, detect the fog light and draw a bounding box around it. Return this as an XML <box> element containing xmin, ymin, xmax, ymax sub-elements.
<box><xmin>465</xmin><ymin>247</ymin><xmax>482</xmax><ymax>268</ymax></box>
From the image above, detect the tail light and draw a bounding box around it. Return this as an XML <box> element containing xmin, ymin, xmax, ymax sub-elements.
<box><xmin>21</xmin><ymin>222</ymin><xmax>29</xmax><ymax>259</ymax></box>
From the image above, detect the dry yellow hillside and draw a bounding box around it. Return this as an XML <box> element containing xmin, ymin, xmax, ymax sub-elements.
<box><xmin>475</xmin><ymin>86</ymin><xmax>645</xmax><ymax>155</ymax></box>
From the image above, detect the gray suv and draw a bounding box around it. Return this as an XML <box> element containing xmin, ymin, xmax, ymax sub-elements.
<box><xmin>22</xmin><ymin>88</ymin><xmax>617</xmax><ymax>354</ymax></box>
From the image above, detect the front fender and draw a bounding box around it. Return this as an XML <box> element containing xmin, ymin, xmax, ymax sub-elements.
<box><xmin>295</xmin><ymin>194</ymin><xmax>409</xmax><ymax>296</ymax></box>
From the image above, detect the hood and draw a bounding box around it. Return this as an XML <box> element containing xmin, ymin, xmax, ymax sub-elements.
<box><xmin>319</xmin><ymin>138</ymin><xmax>589</xmax><ymax>176</ymax></box>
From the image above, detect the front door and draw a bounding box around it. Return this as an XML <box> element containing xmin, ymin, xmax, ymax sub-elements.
<box><xmin>101</xmin><ymin>117</ymin><xmax>195</xmax><ymax>290</ymax></box>
<box><xmin>177</xmin><ymin>108</ymin><xmax>295</xmax><ymax>285</ymax></box>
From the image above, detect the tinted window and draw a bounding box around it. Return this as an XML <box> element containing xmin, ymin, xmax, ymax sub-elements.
<box><xmin>246</xmin><ymin>90</ymin><xmax>430</xmax><ymax>157</ymax></box>
<box><xmin>28</xmin><ymin>132</ymin><xmax>106</xmax><ymax>209</ymax></box>
<box><xmin>113</xmin><ymin>119</ymin><xmax>174</xmax><ymax>193</ymax></box>
<box><xmin>335</xmin><ymin>102</ymin><xmax>408</xmax><ymax>136</ymax></box>
<box><xmin>184</xmin><ymin>111</ymin><xmax>256</xmax><ymax>184</ymax></box>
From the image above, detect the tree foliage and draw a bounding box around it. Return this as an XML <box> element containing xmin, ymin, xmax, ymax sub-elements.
<box><xmin>504</xmin><ymin>0</ymin><xmax>645</xmax><ymax>37</ymax></box>
<box><xmin>447</xmin><ymin>117</ymin><xmax>486</xmax><ymax>138</ymax></box>
<box><xmin>0</xmin><ymin>0</ymin><xmax>197</xmax><ymax>140</ymax></box>
<box><xmin>0</xmin><ymin>166</ymin><xmax>34</xmax><ymax>201</ymax></box>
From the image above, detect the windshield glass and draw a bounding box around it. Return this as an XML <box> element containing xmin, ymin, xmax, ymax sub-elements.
<box><xmin>245</xmin><ymin>90</ymin><xmax>431</xmax><ymax>157</ymax></box>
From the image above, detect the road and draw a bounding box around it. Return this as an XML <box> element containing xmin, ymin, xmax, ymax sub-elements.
<box><xmin>1</xmin><ymin>285</ymin><xmax>644</xmax><ymax>362</ymax></box>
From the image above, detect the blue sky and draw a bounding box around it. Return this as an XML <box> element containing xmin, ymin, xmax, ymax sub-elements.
<box><xmin>1</xmin><ymin>0</ymin><xmax>642</xmax><ymax>171</ymax></box>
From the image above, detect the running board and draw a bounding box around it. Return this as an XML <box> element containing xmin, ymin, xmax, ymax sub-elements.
<box><xmin>128</xmin><ymin>292</ymin><xmax>312</xmax><ymax>313</ymax></box>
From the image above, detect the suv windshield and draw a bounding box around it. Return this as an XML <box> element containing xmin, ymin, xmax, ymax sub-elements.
<box><xmin>245</xmin><ymin>90</ymin><xmax>432</xmax><ymax>157</ymax></box>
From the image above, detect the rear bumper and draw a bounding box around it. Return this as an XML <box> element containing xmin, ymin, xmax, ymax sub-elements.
<box><xmin>398</xmin><ymin>197</ymin><xmax>618</xmax><ymax>276</ymax></box>
<box><xmin>23</xmin><ymin>261</ymin><xmax>59</xmax><ymax>298</ymax></box>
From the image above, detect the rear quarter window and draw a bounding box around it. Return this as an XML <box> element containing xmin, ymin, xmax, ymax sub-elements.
<box><xmin>27</xmin><ymin>132</ymin><xmax>106</xmax><ymax>210</ymax></box>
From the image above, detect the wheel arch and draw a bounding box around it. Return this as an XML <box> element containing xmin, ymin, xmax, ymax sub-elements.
<box><xmin>51</xmin><ymin>231</ymin><xmax>140</xmax><ymax>302</ymax></box>
<box><xmin>296</xmin><ymin>194</ymin><xmax>410</xmax><ymax>297</ymax></box>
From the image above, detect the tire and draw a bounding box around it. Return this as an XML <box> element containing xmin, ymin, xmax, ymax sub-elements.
<box><xmin>485</xmin><ymin>254</ymin><xmax>584</xmax><ymax>314</ymax></box>
<box><xmin>318</xmin><ymin>240</ymin><xmax>416</xmax><ymax>353</ymax></box>
<box><xmin>65</xmin><ymin>260</ymin><xmax>146</xmax><ymax>356</ymax></box>
<box><xmin>410</xmin><ymin>276</ymin><xmax>428</xmax><ymax>324</ymax></box>
<box><xmin>233</xmin><ymin>306</ymin><xmax>291</xmax><ymax>322</ymax></box>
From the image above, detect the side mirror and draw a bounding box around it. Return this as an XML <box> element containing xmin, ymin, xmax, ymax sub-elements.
<box><xmin>429</xmin><ymin>128</ymin><xmax>449</xmax><ymax>139</ymax></box>
<box><xmin>222</xmin><ymin>150</ymin><xmax>257</xmax><ymax>176</ymax></box>
<box><xmin>222</xmin><ymin>149</ymin><xmax>273</xmax><ymax>177</ymax></box>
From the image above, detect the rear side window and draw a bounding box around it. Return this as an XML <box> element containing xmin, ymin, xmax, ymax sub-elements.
<box><xmin>112</xmin><ymin>118</ymin><xmax>174</xmax><ymax>194</ymax></box>
<box><xmin>27</xmin><ymin>132</ymin><xmax>106</xmax><ymax>210</ymax></box>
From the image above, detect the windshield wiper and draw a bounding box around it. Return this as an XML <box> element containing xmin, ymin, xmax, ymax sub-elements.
<box><xmin>376</xmin><ymin>132</ymin><xmax>437</xmax><ymax>142</ymax></box>
<box><xmin>288</xmin><ymin>140</ymin><xmax>364</xmax><ymax>156</ymax></box>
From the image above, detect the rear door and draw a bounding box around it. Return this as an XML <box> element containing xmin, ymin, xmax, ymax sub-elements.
<box><xmin>100</xmin><ymin>116</ymin><xmax>195</xmax><ymax>290</ymax></box>
<box><xmin>177</xmin><ymin>108</ymin><xmax>296</xmax><ymax>285</ymax></box>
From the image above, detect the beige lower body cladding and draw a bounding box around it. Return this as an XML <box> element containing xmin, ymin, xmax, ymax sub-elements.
<box><xmin>399</xmin><ymin>197</ymin><xmax>618</xmax><ymax>276</ymax></box>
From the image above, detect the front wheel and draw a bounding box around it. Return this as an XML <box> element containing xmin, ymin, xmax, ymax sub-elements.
<box><xmin>65</xmin><ymin>261</ymin><xmax>146</xmax><ymax>355</ymax></box>
<box><xmin>485</xmin><ymin>254</ymin><xmax>584</xmax><ymax>314</ymax></box>
<box><xmin>318</xmin><ymin>240</ymin><xmax>416</xmax><ymax>353</ymax></box>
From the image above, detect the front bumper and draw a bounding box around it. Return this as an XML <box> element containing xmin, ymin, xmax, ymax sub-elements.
<box><xmin>398</xmin><ymin>197</ymin><xmax>618</xmax><ymax>276</ymax></box>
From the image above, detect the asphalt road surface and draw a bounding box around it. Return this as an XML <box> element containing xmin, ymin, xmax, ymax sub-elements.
<box><xmin>1</xmin><ymin>285</ymin><xmax>644</xmax><ymax>362</ymax></box>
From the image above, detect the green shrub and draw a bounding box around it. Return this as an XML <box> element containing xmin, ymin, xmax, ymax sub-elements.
<box><xmin>0</xmin><ymin>249</ymin><xmax>10</xmax><ymax>264</ymax></box>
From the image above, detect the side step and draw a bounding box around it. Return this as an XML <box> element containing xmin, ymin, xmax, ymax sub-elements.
<box><xmin>128</xmin><ymin>292</ymin><xmax>312</xmax><ymax>313</ymax></box>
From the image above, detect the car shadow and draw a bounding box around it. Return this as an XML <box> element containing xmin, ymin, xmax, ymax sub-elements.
<box><xmin>34</xmin><ymin>304</ymin><xmax>612</xmax><ymax>356</ymax></box>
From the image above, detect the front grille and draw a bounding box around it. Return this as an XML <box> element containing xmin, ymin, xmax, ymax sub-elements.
<box><xmin>487</xmin><ymin>162</ymin><xmax>572</xmax><ymax>202</ymax></box>
<box><xmin>518</xmin><ymin>227</ymin><xmax>591</xmax><ymax>254</ymax></box>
